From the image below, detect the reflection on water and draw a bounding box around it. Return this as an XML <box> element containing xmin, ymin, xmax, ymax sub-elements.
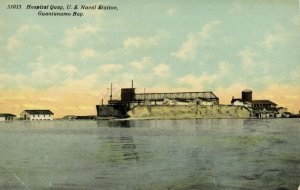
<box><xmin>99</xmin><ymin>135</ymin><xmax>140</xmax><ymax>162</ymax></box>
<box><xmin>0</xmin><ymin>119</ymin><xmax>299</xmax><ymax>190</ymax></box>
<box><xmin>97</xmin><ymin>120</ymin><xmax>135</xmax><ymax>128</ymax></box>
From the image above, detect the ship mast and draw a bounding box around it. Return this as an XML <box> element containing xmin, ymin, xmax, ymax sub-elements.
<box><xmin>110</xmin><ymin>82</ymin><xmax>112</xmax><ymax>101</ymax></box>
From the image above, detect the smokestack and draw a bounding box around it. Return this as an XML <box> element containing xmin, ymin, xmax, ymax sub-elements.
<box><xmin>131</xmin><ymin>80</ymin><xmax>133</xmax><ymax>89</ymax></box>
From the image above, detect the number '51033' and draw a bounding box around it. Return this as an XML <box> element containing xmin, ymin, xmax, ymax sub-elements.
<box><xmin>7</xmin><ymin>5</ymin><xmax>22</xmax><ymax>9</ymax></box>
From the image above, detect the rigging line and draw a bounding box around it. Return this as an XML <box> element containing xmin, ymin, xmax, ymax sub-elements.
<box><xmin>100</xmin><ymin>89</ymin><xmax>110</xmax><ymax>104</ymax></box>
<box><xmin>0</xmin><ymin>164</ymin><xmax>31</xmax><ymax>190</ymax></box>
<box><xmin>103</xmin><ymin>90</ymin><xmax>109</xmax><ymax>99</ymax></box>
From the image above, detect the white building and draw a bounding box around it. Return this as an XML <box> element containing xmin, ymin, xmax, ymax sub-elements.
<box><xmin>20</xmin><ymin>110</ymin><xmax>54</xmax><ymax>121</ymax></box>
<box><xmin>0</xmin><ymin>113</ymin><xmax>16</xmax><ymax>121</ymax></box>
<box><xmin>231</xmin><ymin>99</ymin><xmax>244</xmax><ymax>106</ymax></box>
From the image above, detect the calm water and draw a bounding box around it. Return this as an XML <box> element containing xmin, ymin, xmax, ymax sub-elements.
<box><xmin>0</xmin><ymin>119</ymin><xmax>299</xmax><ymax>190</ymax></box>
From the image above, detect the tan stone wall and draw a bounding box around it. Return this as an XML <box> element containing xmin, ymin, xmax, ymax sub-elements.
<box><xmin>127</xmin><ymin>105</ymin><xmax>250</xmax><ymax>119</ymax></box>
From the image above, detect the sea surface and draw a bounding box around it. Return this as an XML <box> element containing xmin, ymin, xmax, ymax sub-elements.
<box><xmin>0</xmin><ymin>119</ymin><xmax>299</xmax><ymax>190</ymax></box>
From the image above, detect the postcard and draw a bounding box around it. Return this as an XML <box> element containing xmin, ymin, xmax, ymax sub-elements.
<box><xmin>0</xmin><ymin>1</ymin><xmax>299</xmax><ymax>189</ymax></box>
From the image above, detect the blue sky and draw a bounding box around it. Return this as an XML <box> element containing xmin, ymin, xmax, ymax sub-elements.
<box><xmin>0</xmin><ymin>0</ymin><xmax>299</xmax><ymax>116</ymax></box>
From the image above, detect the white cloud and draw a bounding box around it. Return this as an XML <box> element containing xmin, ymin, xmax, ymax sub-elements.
<box><xmin>198</xmin><ymin>20</ymin><xmax>220</xmax><ymax>40</ymax></box>
<box><xmin>222</xmin><ymin>36</ymin><xmax>235</xmax><ymax>45</ymax></box>
<box><xmin>177</xmin><ymin>61</ymin><xmax>233</xmax><ymax>89</ymax></box>
<box><xmin>177</xmin><ymin>73</ymin><xmax>218</xmax><ymax>89</ymax></box>
<box><xmin>79</xmin><ymin>49</ymin><xmax>117</xmax><ymax>62</ymax></box>
<box><xmin>80</xmin><ymin>48</ymin><xmax>96</xmax><ymax>58</ymax></box>
<box><xmin>99</xmin><ymin>64</ymin><xmax>123</xmax><ymax>73</ymax></box>
<box><xmin>218</xmin><ymin>61</ymin><xmax>233</xmax><ymax>74</ymax></box>
<box><xmin>123</xmin><ymin>33</ymin><xmax>161</xmax><ymax>48</ymax></box>
<box><xmin>238</xmin><ymin>48</ymin><xmax>257</xmax><ymax>66</ymax></box>
<box><xmin>7</xmin><ymin>36</ymin><xmax>22</xmax><ymax>52</ymax></box>
<box><xmin>172</xmin><ymin>20</ymin><xmax>221</xmax><ymax>60</ymax></box>
<box><xmin>291</xmin><ymin>66</ymin><xmax>300</xmax><ymax>81</ymax></box>
<box><xmin>152</xmin><ymin>63</ymin><xmax>170</xmax><ymax>76</ymax></box>
<box><xmin>261</xmin><ymin>25</ymin><xmax>285</xmax><ymax>50</ymax></box>
<box><xmin>28</xmin><ymin>56</ymin><xmax>47</xmax><ymax>78</ymax></box>
<box><xmin>56</xmin><ymin>64</ymin><xmax>78</xmax><ymax>75</ymax></box>
<box><xmin>130</xmin><ymin>57</ymin><xmax>154</xmax><ymax>69</ymax></box>
<box><xmin>228</xmin><ymin>1</ymin><xmax>244</xmax><ymax>15</ymax></box>
<box><xmin>0</xmin><ymin>69</ymin><xmax>26</xmax><ymax>89</ymax></box>
<box><xmin>62</xmin><ymin>24</ymin><xmax>99</xmax><ymax>47</ymax></box>
<box><xmin>177</xmin><ymin>74</ymin><xmax>204</xmax><ymax>91</ymax></box>
<box><xmin>32</xmin><ymin>67</ymin><xmax>47</xmax><ymax>79</ymax></box>
<box><xmin>166</xmin><ymin>7</ymin><xmax>177</xmax><ymax>16</ymax></box>
<box><xmin>28</xmin><ymin>56</ymin><xmax>78</xmax><ymax>80</ymax></box>
<box><xmin>31</xmin><ymin>64</ymin><xmax>78</xmax><ymax>79</ymax></box>
<box><xmin>7</xmin><ymin>23</ymin><xmax>42</xmax><ymax>52</ymax></box>
<box><xmin>171</xmin><ymin>34</ymin><xmax>198</xmax><ymax>60</ymax></box>
<box><xmin>291</xmin><ymin>14</ymin><xmax>300</xmax><ymax>26</ymax></box>
<box><xmin>60</xmin><ymin>74</ymin><xmax>98</xmax><ymax>91</ymax></box>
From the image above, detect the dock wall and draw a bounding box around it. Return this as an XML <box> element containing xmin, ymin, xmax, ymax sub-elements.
<box><xmin>127</xmin><ymin>105</ymin><xmax>251</xmax><ymax>119</ymax></box>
